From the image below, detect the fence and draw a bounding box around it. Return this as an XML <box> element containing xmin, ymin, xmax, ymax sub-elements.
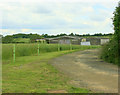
<box><xmin>3</xmin><ymin>43</ymin><xmax>74</xmax><ymax>63</ymax></box>
<box><xmin>2</xmin><ymin>43</ymin><xmax>99</xmax><ymax>63</ymax></box>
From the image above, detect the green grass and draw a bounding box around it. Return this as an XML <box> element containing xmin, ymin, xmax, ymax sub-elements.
<box><xmin>2</xmin><ymin>44</ymin><xmax>100</xmax><ymax>93</ymax></box>
<box><xmin>2</xmin><ymin>43</ymin><xmax>100</xmax><ymax>63</ymax></box>
<box><xmin>13</xmin><ymin>38</ymin><xmax>30</xmax><ymax>43</ymax></box>
<box><xmin>2</xmin><ymin>50</ymin><xmax>91</xmax><ymax>93</ymax></box>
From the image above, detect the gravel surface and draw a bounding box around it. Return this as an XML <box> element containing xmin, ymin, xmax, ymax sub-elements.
<box><xmin>50</xmin><ymin>49</ymin><xmax>118</xmax><ymax>93</ymax></box>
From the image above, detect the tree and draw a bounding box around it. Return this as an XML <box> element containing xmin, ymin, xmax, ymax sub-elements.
<box><xmin>113</xmin><ymin>1</ymin><xmax>120</xmax><ymax>65</ymax></box>
<box><xmin>101</xmin><ymin>2</ymin><xmax>120</xmax><ymax>66</ymax></box>
<box><xmin>43</xmin><ymin>34</ymin><xmax>49</xmax><ymax>38</ymax></box>
<box><xmin>69</xmin><ymin>33</ymin><xmax>74</xmax><ymax>36</ymax></box>
<box><xmin>30</xmin><ymin>34</ymin><xmax>42</xmax><ymax>43</ymax></box>
<box><xmin>59</xmin><ymin>33</ymin><xmax>67</xmax><ymax>37</ymax></box>
<box><xmin>2</xmin><ymin>35</ymin><xmax>13</xmax><ymax>43</ymax></box>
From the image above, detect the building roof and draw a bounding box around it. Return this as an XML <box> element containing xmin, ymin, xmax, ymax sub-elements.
<box><xmin>45</xmin><ymin>36</ymin><xmax>110</xmax><ymax>40</ymax></box>
<box><xmin>86</xmin><ymin>37</ymin><xmax>110</xmax><ymax>39</ymax></box>
<box><xmin>45</xmin><ymin>36</ymin><xmax>81</xmax><ymax>40</ymax></box>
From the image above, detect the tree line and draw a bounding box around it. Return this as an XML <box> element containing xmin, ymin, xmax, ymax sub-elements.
<box><xmin>2</xmin><ymin>33</ymin><xmax>113</xmax><ymax>43</ymax></box>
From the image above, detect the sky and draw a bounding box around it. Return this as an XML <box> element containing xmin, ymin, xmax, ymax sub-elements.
<box><xmin>0</xmin><ymin>0</ymin><xmax>119</xmax><ymax>36</ymax></box>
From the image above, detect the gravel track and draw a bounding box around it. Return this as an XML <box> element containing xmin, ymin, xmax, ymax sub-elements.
<box><xmin>50</xmin><ymin>49</ymin><xmax>118</xmax><ymax>93</ymax></box>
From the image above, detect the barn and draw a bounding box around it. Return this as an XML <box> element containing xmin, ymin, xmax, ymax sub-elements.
<box><xmin>46</xmin><ymin>36</ymin><xmax>81</xmax><ymax>45</ymax></box>
<box><xmin>45</xmin><ymin>36</ymin><xmax>110</xmax><ymax>45</ymax></box>
<box><xmin>80</xmin><ymin>37</ymin><xmax>110</xmax><ymax>45</ymax></box>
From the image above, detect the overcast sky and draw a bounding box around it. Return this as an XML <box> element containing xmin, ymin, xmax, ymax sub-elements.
<box><xmin>0</xmin><ymin>0</ymin><xmax>119</xmax><ymax>36</ymax></box>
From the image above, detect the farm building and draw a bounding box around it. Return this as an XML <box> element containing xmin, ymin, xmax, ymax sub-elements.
<box><xmin>45</xmin><ymin>36</ymin><xmax>110</xmax><ymax>45</ymax></box>
<box><xmin>36</xmin><ymin>39</ymin><xmax>46</xmax><ymax>42</ymax></box>
<box><xmin>46</xmin><ymin>36</ymin><xmax>80</xmax><ymax>45</ymax></box>
<box><xmin>80</xmin><ymin>37</ymin><xmax>110</xmax><ymax>45</ymax></box>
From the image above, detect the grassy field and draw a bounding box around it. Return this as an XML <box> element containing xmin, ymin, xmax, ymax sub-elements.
<box><xmin>13</xmin><ymin>38</ymin><xmax>30</xmax><ymax>43</ymax></box>
<box><xmin>2</xmin><ymin>43</ymin><xmax>100</xmax><ymax>63</ymax></box>
<box><xmin>2</xmin><ymin>44</ymin><xmax>100</xmax><ymax>93</ymax></box>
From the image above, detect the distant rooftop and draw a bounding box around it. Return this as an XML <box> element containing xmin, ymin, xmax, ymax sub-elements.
<box><xmin>45</xmin><ymin>36</ymin><xmax>110</xmax><ymax>40</ymax></box>
<box><xmin>45</xmin><ymin>36</ymin><xmax>82</xmax><ymax>40</ymax></box>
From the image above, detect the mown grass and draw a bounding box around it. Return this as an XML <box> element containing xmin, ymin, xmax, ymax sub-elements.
<box><xmin>2</xmin><ymin>50</ymin><xmax>91</xmax><ymax>93</ymax></box>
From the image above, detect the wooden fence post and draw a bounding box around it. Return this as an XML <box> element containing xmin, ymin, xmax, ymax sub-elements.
<box><xmin>38</xmin><ymin>43</ymin><xmax>40</xmax><ymax>56</ymax></box>
<box><xmin>58</xmin><ymin>44</ymin><xmax>60</xmax><ymax>51</ymax></box>
<box><xmin>70</xmin><ymin>40</ymin><xmax>72</xmax><ymax>50</ymax></box>
<box><xmin>42</xmin><ymin>40</ymin><xmax>43</xmax><ymax>44</ymax></box>
<box><xmin>58</xmin><ymin>40</ymin><xmax>60</xmax><ymax>51</ymax></box>
<box><xmin>13</xmin><ymin>44</ymin><xmax>15</xmax><ymax>63</ymax></box>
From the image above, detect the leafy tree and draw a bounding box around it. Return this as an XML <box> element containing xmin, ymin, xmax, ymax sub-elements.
<box><xmin>113</xmin><ymin>1</ymin><xmax>120</xmax><ymax>65</ymax></box>
<box><xmin>30</xmin><ymin>34</ymin><xmax>42</xmax><ymax>43</ymax></box>
<box><xmin>101</xmin><ymin>2</ymin><xmax>120</xmax><ymax>66</ymax></box>
<box><xmin>59</xmin><ymin>33</ymin><xmax>67</xmax><ymax>37</ymax></box>
<box><xmin>2</xmin><ymin>35</ymin><xmax>13</xmax><ymax>43</ymax></box>
<box><xmin>44</xmin><ymin>34</ymin><xmax>48</xmax><ymax>37</ymax></box>
<box><xmin>13</xmin><ymin>33</ymin><xmax>29</xmax><ymax>38</ymax></box>
<box><xmin>69</xmin><ymin>33</ymin><xmax>74</xmax><ymax>36</ymax></box>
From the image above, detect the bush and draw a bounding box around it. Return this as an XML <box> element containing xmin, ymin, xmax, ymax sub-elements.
<box><xmin>101</xmin><ymin>2</ymin><xmax>120</xmax><ymax>66</ymax></box>
<box><xmin>101</xmin><ymin>38</ymin><xmax>118</xmax><ymax>65</ymax></box>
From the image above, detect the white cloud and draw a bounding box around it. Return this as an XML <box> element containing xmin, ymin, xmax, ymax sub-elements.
<box><xmin>0</xmin><ymin>0</ymin><xmax>119</xmax><ymax>3</ymax></box>
<box><xmin>0</xmin><ymin>1</ymin><xmax>119</xmax><ymax>36</ymax></box>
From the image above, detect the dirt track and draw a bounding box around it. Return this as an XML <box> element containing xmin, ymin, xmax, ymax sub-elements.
<box><xmin>50</xmin><ymin>49</ymin><xmax>118</xmax><ymax>93</ymax></box>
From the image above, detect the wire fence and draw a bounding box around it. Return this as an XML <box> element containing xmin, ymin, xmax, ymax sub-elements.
<box><xmin>2</xmin><ymin>43</ymin><xmax>99</xmax><ymax>63</ymax></box>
